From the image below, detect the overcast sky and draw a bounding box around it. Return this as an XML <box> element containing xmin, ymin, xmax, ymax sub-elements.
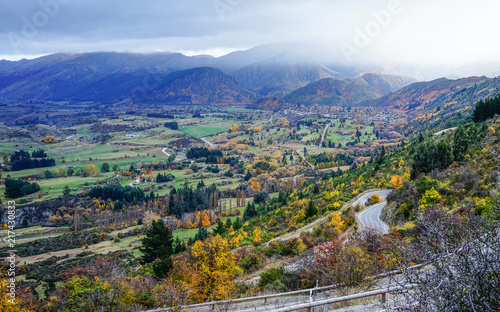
<box><xmin>1</xmin><ymin>0</ymin><xmax>499</xmax><ymax>66</ymax></box>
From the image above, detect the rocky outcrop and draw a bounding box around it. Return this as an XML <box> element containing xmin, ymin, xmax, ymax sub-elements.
<box><xmin>1</xmin><ymin>199</ymin><xmax>64</xmax><ymax>226</ymax></box>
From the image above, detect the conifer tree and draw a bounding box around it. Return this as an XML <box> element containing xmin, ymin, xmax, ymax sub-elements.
<box><xmin>305</xmin><ymin>200</ymin><xmax>318</xmax><ymax>218</ymax></box>
<box><xmin>140</xmin><ymin>220</ymin><xmax>174</xmax><ymax>278</ymax></box>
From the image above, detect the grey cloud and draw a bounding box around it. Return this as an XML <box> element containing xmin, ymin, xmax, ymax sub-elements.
<box><xmin>0</xmin><ymin>0</ymin><xmax>499</xmax><ymax>67</ymax></box>
<box><xmin>0</xmin><ymin>0</ymin><xmax>362</xmax><ymax>57</ymax></box>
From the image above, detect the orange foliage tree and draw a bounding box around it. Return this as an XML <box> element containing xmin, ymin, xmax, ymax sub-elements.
<box><xmin>369</xmin><ymin>194</ymin><xmax>381</xmax><ymax>204</ymax></box>
<box><xmin>174</xmin><ymin>236</ymin><xmax>241</xmax><ymax>302</ymax></box>
<box><xmin>176</xmin><ymin>210</ymin><xmax>215</xmax><ymax>229</ymax></box>
<box><xmin>249</xmin><ymin>177</ymin><xmax>261</xmax><ymax>193</ymax></box>
<box><xmin>390</xmin><ymin>175</ymin><xmax>403</xmax><ymax>189</ymax></box>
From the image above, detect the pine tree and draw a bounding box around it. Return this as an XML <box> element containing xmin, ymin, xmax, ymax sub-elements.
<box><xmin>140</xmin><ymin>220</ymin><xmax>174</xmax><ymax>278</ymax></box>
<box><xmin>243</xmin><ymin>203</ymin><xmax>258</xmax><ymax>220</ymax></box>
<box><xmin>305</xmin><ymin>200</ymin><xmax>318</xmax><ymax>218</ymax></box>
<box><xmin>452</xmin><ymin>124</ymin><xmax>470</xmax><ymax>162</ymax></box>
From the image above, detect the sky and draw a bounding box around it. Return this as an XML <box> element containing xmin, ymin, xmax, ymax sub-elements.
<box><xmin>1</xmin><ymin>0</ymin><xmax>500</xmax><ymax>67</ymax></box>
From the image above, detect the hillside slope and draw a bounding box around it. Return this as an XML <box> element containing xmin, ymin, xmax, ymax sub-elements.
<box><xmin>0</xmin><ymin>52</ymin><xmax>214</xmax><ymax>103</ymax></box>
<box><xmin>283</xmin><ymin>73</ymin><xmax>416</xmax><ymax>106</ymax></box>
<box><xmin>231</xmin><ymin>53</ymin><xmax>341</xmax><ymax>97</ymax></box>
<box><xmin>368</xmin><ymin>76</ymin><xmax>488</xmax><ymax>111</ymax></box>
<box><xmin>138</xmin><ymin>67</ymin><xmax>256</xmax><ymax>105</ymax></box>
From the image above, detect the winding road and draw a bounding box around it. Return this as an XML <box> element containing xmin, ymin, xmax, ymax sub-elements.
<box><xmin>352</xmin><ymin>190</ymin><xmax>391</xmax><ymax>207</ymax></box>
<box><xmin>356</xmin><ymin>190</ymin><xmax>391</xmax><ymax>234</ymax></box>
<box><xmin>267</xmin><ymin>189</ymin><xmax>392</xmax><ymax>245</ymax></box>
<box><xmin>161</xmin><ymin>148</ymin><xmax>170</xmax><ymax>157</ymax></box>
<box><xmin>162</xmin><ymin>147</ymin><xmax>184</xmax><ymax>162</ymax></box>
<box><xmin>200</xmin><ymin>137</ymin><xmax>214</xmax><ymax>147</ymax></box>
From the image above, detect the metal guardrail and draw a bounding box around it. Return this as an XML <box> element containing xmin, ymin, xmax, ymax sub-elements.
<box><xmin>267</xmin><ymin>285</ymin><xmax>406</xmax><ymax>312</ymax></box>
<box><xmin>143</xmin><ymin>264</ymin><xmax>423</xmax><ymax>312</ymax></box>
<box><xmin>144</xmin><ymin>285</ymin><xmax>409</xmax><ymax>312</ymax></box>
<box><xmin>175</xmin><ymin>284</ymin><xmax>339</xmax><ymax>310</ymax></box>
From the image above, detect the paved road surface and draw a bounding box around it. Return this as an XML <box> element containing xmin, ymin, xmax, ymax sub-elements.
<box><xmin>353</xmin><ymin>190</ymin><xmax>391</xmax><ymax>207</ymax></box>
<box><xmin>296</xmin><ymin>149</ymin><xmax>316</xmax><ymax>170</ymax></box>
<box><xmin>318</xmin><ymin>123</ymin><xmax>331</xmax><ymax>147</ymax></box>
<box><xmin>434</xmin><ymin>127</ymin><xmax>457</xmax><ymax>136</ymax></box>
<box><xmin>356</xmin><ymin>190</ymin><xmax>391</xmax><ymax>234</ymax></box>
<box><xmin>201</xmin><ymin>137</ymin><xmax>214</xmax><ymax>147</ymax></box>
<box><xmin>162</xmin><ymin>148</ymin><xmax>170</xmax><ymax>157</ymax></box>
<box><xmin>162</xmin><ymin>148</ymin><xmax>183</xmax><ymax>162</ymax></box>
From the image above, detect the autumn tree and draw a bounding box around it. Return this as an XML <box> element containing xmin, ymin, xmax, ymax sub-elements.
<box><xmin>324</xmin><ymin>212</ymin><xmax>345</xmax><ymax>237</ymax></box>
<box><xmin>144</xmin><ymin>210</ymin><xmax>161</xmax><ymax>229</ymax></box>
<box><xmin>200</xmin><ymin>210</ymin><xmax>211</xmax><ymax>227</ymax></box>
<box><xmin>312</xmin><ymin>238</ymin><xmax>376</xmax><ymax>295</ymax></box>
<box><xmin>280</xmin><ymin>117</ymin><xmax>290</xmax><ymax>128</ymax></box>
<box><xmin>56</xmin><ymin>167</ymin><xmax>66</xmax><ymax>177</ymax></box>
<box><xmin>151</xmin><ymin>280</ymin><xmax>191</xmax><ymax>312</ymax></box>
<box><xmin>390</xmin><ymin>175</ymin><xmax>403</xmax><ymax>189</ymax></box>
<box><xmin>40</xmin><ymin>136</ymin><xmax>56</xmax><ymax>144</ymax></box>
<box><xmin>0</xmin><ymin>270</ymin><xmax>34</xmax><ymax>312</ymax></box>
<box><xmin>368</xmin><ymin>194</ymin><xmax>381</xmax><ymax>205</ymax></box>
<box><xmin>182</xmin><ymin>235</ymin><xmax>241</xmax><ymax>302</ymax></box>
<box><xmin>252</xmin><ymin>227</ymin><xmax>262</xmax><ymax>243</ymax></box>
<box><xmin>419</xmin><ymin>187</ymin><xmax>441</xmax><ymax>215</ymax></box>
<box><xmin>249</xmin><ymin>177</ymin><xmax>261</xmax><ymax>193</ymax></box>
<box><xmin>83</xmin><ymin>164</ymin><xmax>98</xmax><ymax>176</ymax></box>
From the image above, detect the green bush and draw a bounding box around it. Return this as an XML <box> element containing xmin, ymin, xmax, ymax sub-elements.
<box><xmin>259</xmin><ymin>267</ymin><xmax>285</xmax><ymax>288</ymax></box>
<box><xmin>238</xmin><ymin>252</ymin><xmax>264</xmax><ymax>273</ymax></box>
<box><xmin>263</xmin><ymin>279</ymin><xmax>287</xmax><ymax>292</ymax></box>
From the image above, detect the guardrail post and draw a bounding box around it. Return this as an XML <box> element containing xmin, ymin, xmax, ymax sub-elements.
<box><xmin>381</xmin><ymin>292</ymin><xmax>386</xmax><ymax>303</ymax></box>
<box><xmin>264</xmin><ymin>297</ymin><xmax>267</xmax><ymax>304</ymax></box>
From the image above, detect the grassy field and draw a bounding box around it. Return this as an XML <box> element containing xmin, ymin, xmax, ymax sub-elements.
<box><xmin>0</xmin><ymin>174</ymin><xmax>122</xmax><ymax>202</ymax></box>
<box><xmin>1</xmin><ymin>158</ymin><xmax>243</xmax><ymax>203</ymax></box>
<box><xmin>0</xmin><ymin>226</ymin><xmax>70</xmax><ymax>247</ymax></box>
<box><xmin>179</xmin><ymin>124</ymin><xmax>230</xmax><ymax>139</ymax></box>
<box><xmin>132</xmin><ymin>167</ymin><xmax>243</xmax><ymax>197</ymax></box>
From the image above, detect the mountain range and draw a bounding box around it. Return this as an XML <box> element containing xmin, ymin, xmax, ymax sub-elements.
<box><xmin>0</xmin><ymin>43</ymin><xmax>499</xmax><ymax>110</ymax></box>
<box><xmin>0</xmin><ymin>49</ymin><xmax>415</xmax><ymax>105</ymax></box>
